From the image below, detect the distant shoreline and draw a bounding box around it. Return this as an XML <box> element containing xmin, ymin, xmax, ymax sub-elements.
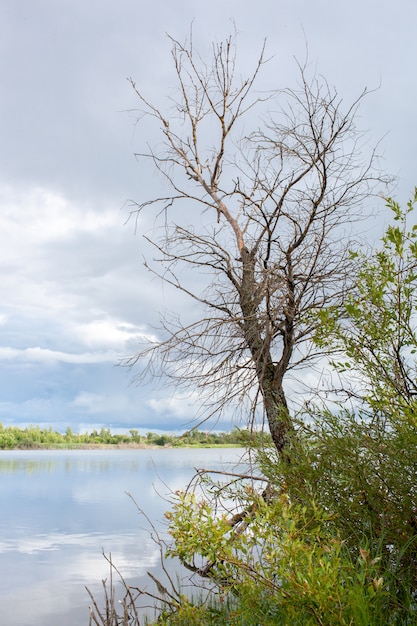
<box><xmin>0</xmin><ymin>442</ymin><xmax>243</xmax><ymax>451</ymax></box>
<box><xmin>0</xmin><ymin>424</ymin><xmax>254</xmax><ymax>449</ymax></box>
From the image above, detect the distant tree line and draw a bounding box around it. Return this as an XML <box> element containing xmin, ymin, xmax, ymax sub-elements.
<box><xmin>0</xmin><ymin>423</ymin><xmax>248</xmax><ymax>449</ymax></box>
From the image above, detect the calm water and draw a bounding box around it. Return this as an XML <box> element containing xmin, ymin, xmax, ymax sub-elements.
<box><xmin>0</xmin><ymin>448</ymin><xmax>244</xmax><ymax>626</ymax></box>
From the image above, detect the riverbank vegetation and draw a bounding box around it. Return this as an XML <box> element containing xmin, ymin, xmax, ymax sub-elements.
<box><xmin>0</xmin><ymin>424</ymin><xmax>248</xmax><ymax>449</ymax></box>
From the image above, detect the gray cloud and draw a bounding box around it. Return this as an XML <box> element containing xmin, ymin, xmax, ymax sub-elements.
<box><xmin>0</xmin><ymin>0</ymin><xmax>416</xmax><ymax>432</ymax></box>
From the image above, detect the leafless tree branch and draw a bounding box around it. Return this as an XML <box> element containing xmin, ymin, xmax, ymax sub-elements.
<box><xmin>123</xmin><ymin>31</ymin><xmax>389</xmax><ymax>454</ymax></box>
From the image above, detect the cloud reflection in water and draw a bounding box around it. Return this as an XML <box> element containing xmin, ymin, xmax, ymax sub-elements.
<box><xmin>0</xmin><ymin>449</ymin><xmax>242</xmax><ymax>626</ymax></box>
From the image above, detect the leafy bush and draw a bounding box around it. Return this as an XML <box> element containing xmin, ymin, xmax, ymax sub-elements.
<box><xmin>160</xmin><ymin>485</ymin><xmax>390</xmax><ymax>625</ymax></box>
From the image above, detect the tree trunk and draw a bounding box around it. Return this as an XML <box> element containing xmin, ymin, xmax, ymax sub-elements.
<box><xmin>239</xmin><ymin>247</ymin><xmax>292</xmax><ymax>455</ymax></box>
<box><xmin>263</xmin><ymin>376</ymin><xmax>292</xmax><ymax>454</ymax></box>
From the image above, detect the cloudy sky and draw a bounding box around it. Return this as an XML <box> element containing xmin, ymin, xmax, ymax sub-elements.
<box><xmin>0</xmin><ymin>0</ymin><xmax>416</xmax><ymax>434</ymax></box>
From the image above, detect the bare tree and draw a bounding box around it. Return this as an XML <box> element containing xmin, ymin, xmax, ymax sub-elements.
<box><xmin>125</xmin><ymin>33</ymin><xmax>385</xmax><ymax>455</ymax></box>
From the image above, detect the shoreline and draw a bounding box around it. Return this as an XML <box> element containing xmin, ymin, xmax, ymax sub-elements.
<box><xmin>0</xmin><ymin>442</ymin><xmax>243</xmax><ymax>451</ymax></box>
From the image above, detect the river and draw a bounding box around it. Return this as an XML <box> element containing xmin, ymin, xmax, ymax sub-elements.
<box><xmin>0</xmin><ymin>448</ymin><xmax>245</xmax><ymax>626</ymax></box>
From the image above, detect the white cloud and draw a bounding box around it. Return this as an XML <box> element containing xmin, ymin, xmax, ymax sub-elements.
<box><xmin>72</xmin><ymin>391</ymin><xmax>134</xmax><ymax>415</ymax></box>
<box><xmin>0</xmin><ymin>185</ymin><xmax>160</xmax><ymax>383</ymax></box>
<box><xmin>146</xmin><ymin>393</ymin><xmax>197</xmax><ymax>419</ymax></box>
<box><xmin>0</xmin><ymin>346</ymin><xmax>115</xmax><ymax>364</ymax></box>
<box><xmin>73</xmin><ymin>318</ymin><xmax>155</xmax><ymax>351</ymax></box>
<box><xmin>0</xmin><ymin>186</ymin><xmax>115</xmax><ymax>241</ymax></box>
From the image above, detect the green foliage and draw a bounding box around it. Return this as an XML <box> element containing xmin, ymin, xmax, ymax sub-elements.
<box><xmin>0</xmin><ymin>424</ymin><xmax>131</xmax><ymax>448</ymax></box>
<box><xmin>315</xmin><ymin>189</ymin><xmax>417</xmax><ymax>413</ymax></box>
<box><xmin>160</xmin><ymin>487</ymin><xmax>389</xmax><ymax>625</ymax></box>
<box><xmin>256</xmin><ymin>421</ymin><xmax>417</xmax><ymax>620</ymax></box>
<box><xmin>174</xmin><ymin>427</ymin><xmax>251</xmax><ymax>447</ymax></box>
<box><xmin>302</xmin><ymin>193</ymin><xmax>417</xmax><ymax>584</ymax></box>
<box><xmin>0</xmin><ymin>425</ymin><xmax>245</xmax><ymax>449</ymax></box>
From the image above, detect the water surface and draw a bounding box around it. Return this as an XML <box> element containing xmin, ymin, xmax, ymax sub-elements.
<box><xmin>0</xmin><ymin>448</ymin><xmax>243</xmax><ymax>626</ymax></box>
